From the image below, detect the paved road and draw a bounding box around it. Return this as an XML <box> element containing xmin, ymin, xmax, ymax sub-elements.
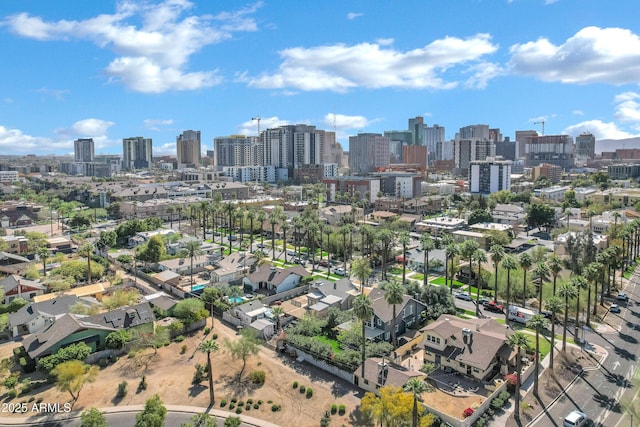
<box><xmin>531</xmin><ymin>269</ymin><xmax>640</xmax><ymax>427</ymax></box>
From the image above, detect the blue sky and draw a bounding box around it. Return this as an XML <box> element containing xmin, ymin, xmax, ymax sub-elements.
<box><xmin>1</xmin><ymin>0</ymin><xmax>639</xmax><ymax>156</ymax></box>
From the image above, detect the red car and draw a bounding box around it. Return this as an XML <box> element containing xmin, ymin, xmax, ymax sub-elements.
<box><xmin>483</xmin><ymin>301</ymin><xmax>504</xmax><ymax>313</ymax></box>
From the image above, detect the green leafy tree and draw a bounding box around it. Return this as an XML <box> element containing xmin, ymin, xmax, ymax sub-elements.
<box><xmin>174</xmin><ymin>298</ymin><xmax>208</xmax><ymax>324</ymax></box>
<box><xmin>224</xmin><ymin>329</ymin><xmax>261</xmax><ymax>381</ymax></box>
<box><xmin>468</xmin><ymin>209</ymin><xmax>493</xmax><ymax>225</ymax></box>
<box><xmin>51</xmin><ymin>360</ymin><xmax>99</xmax><ymax>401</ymax></box>
<box><xmin>135</xmin><ymin>394</ymin><xmax>167</xmax><ymax>427</ymax></box>
<box><xmin>105</xmin><ymin>330</ymin><xmax>130</xmax><ymax>350</ymax></box>
<box><xmin>419</xmin><ymin>285</ymin><xmax>456</xmax><ymax>319</ymax></box>
<box><xmin>181</xmin><ymin>413</ymin><xmax>217</xmax><ymax>427</ymax></box>
<box><xmin>37</xmin><ymin>342</ymin><xmax>92</xmax><ymax>373</ymax></box>
<box><xmin>351</xmin><ymin>257</ymin><xmax>372</xmax><ymax>291</ymax></box>
<box><xmin>80</xmin><ymin>408</ymin><xmax>107</xmax><ymax>427</ymax></box>
<box><xmin>197</xmin><ymin>339</ymin><xmax>219</xmax><ymax>405</ymax></box>
<box><xmin>138</xmin><ymin>235</ymin><xmax>167</xmax><ymax>264</ymax></box>
<box><xmin>223</xmin><ymin>417</ymin><xmax>242</xmax><ymax>427</ymax></box>
<box><xmin>526</xmin><ymin>203</ymin><xmax>556</xmax><ymax>231</ymax></box>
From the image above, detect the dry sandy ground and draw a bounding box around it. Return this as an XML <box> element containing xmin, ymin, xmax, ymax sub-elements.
<box><xmin>2</xmin><ymin>320</ymin><xmax>363</xmax><ymax>427</ymax></box>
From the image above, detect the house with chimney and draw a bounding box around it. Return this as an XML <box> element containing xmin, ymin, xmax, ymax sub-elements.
<box><xmin>242</xmin><ymin>265</ymin><xmax>311</xmax><ymax>295</ymax></box>
<box><xmin>421</xmin><ymin>315</ymin><xmax>515</xmax><ymax>381</ymax></box>
<box><xmin>363</xmin><ymin>288</ymin><xmax>426</xmax><ymax>344</ymax></box>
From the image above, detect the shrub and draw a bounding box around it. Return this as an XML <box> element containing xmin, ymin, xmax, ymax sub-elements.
<box><xmin>249</xmin><ymin>370</ymin><xmax>266</xmax><ymax>385</ymax></box>
<box><xmin>331</xmin><ymin>404</ymin><xmax>337</xmax><ymax>414</ymax></box>
<box><xmin>271</xmin><ymin>404</ymin><xmax>281</xmax><ymax>412</ymax></box>
<box><xmin>231</xmin><ymin>397</ymin><xmax>237</xmax><ymax>403</ymax></box>
<box><xmin>235</xmin><ymin>407</ymin><xmax>243</xmax><ymax>414</ymax></box>
<box><xmin>128</xmin><ymin>351</ymin><xmax>136</xmax><ymax>359</ymax></box>
<box><xmin>306</xmin><ymin>388</ymin><xmax>313</xmax><ymax>398</ymax></box>
<box><xmin>7</xmin><ymin>389</ymin><xmax>18</xmax><ymax>399</ymax></box>
<box><xmin>193</xmin><ymin>364</ymin><xmax>207</xmax><ymax>383</ymax></box>
<box><xmin>204</xmin><ymin>327</ymin><xmax>211</xmax><ymax>335</ymax></box>
<box><xmin>267</xmin><ymin>400</ymin><xmax>272</xmax><ymax>404</ymax></box>
<box><xmin>237</xmin><ymin>400</ymin><xmax>244</xmax><ymax>407</ymax></box>
<box><xmin>253</xmin><ymin>403</ymin><xmax>259</xmax><ymax>409</ymax></box>
<box><xmin>490</xmin><ymin>398</ymin><xmax>504</xmax><ymax>409</ymax></box>
<box><xmin>338</xmin><ymin>405</ymin><xmax>346</xmax><ymax>416</ymax></box>
<box><xmin>245</xmin><ymin>404</ymin><xmax>251</xmax><ymax>411</ymax></box>
<box><xmin>293</xmin><ymin>381</ymin><xmax>298</xmax><ymax>389</ymax></box>
<box><xmin>212</xmin><ymin>333</ymin><xmax>218</xmax><ymax>340</ymax></box>
<box><xmin>247</xmin><ymin>398</ymin><xmax>253</xmax><ymax>404</ymax></box>
<box><xmin>220</xmin><ymin>399</ymin><xmax>227</xmax><ymax>408</ymax></box>
<box><xmin>180</xmin><ymin>344</ymin><xmax>187</xmax><ymax>354</ymax></box>
<box><xmin>4</xmin><ymin>375</ymin><xmax>18</xmax><ymax>389</ymax></box>
<box><xmin>174</xmin><ymin>335</ymin><xmax>185</xmax><ymax>343</ymax></box>
<box><xmin>463</xmin><ymin>407</ymin><xmax>474</xmax><ymax>418</ymax></box>
<box><xmin>229</xmin><ymin>403</ymin><xmax>235</xmax><ymax>410</ymax></box>
<box><xmin>138</xmin><ymin>376</ymin><xmax>147</xmax><ymax>391</ymax></box>
<box><xmin>117</xmin><ymin>381</ymin><xmax>128</xmax><ymax>398</ymax></box>
<box><xmin>258</xmin><ymin>400</ymin><xmax>263</xmax><ymax>404</ymax></box>
<box><xmin>299</xmin><ymin>385</ymin><xmax>306</xmax><ymax>393</ymax></box>
<box><xmin>499</xmin><ymin>390</ymin><xmax>511</xmax><ymax>401</ymax></box>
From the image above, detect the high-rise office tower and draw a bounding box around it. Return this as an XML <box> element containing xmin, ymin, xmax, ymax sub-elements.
<box><xmin>425</xmin><ymin>124</ymin><xmax>445</xmax><ymax>163</ymax></box>
<box><xmin>261</xmin><ymin>125</ymin><xmax>325</xmax><ymax>174</ymax></box>
<box><xmin>408</xmin><ymin>116</ymin><xmax>425</xmax><ymax>146</ymax></box>
<box><xmin>74</xmin><ymin>138</ymin><xmax>94</xmax><ymax>162</ymax></box>
<box><xmin>458</xmin><ymin>124</ymin><xmax>490</xmax><ymax>140</ymax></box>
<box><xmin>176</xmin><ymin>130</ymin><xmax>201</xmax><ymax>167</ymax></box>
<box><xmin>122</xmin><ymin>137</ymin><xmax>153</xmax><ymax>170</ymax></box>
<box><xmin>453</xmin><ymin>139</ymin><xmax>495</xmax><ymax>176</ymax></box>
<box><xmin>348</xmin><ymin>133</ymin><xmax>390</xmax><ymax>173</ymax></box>
<box><xmin>575</xmin><ymin>132</ymin><xmax>596</xmax><ymax>159</ymax></box>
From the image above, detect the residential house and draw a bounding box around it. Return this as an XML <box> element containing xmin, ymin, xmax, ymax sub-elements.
<box><xmin>318</xmin><ymin>205</ymin><xmax>361</xmax><ymax>225</ymax></box>
<box><xmin>0</xmin><ymin>235</ymin><xmax>28</xmax><ymax>255</ymax></box>
<box><xmin>405</xmin><ymin>247</ymin><xmax>445</xmax><ymax>274</ymax></box>
<box><xmin>421</xmin><ymin>315</ymin><xmax>515</xmax><ymax>381</ymax></box>
<box><xmin>127</xmin><ymin>229</ymin><xmax>177</xmax><ymax>248</ymax></box>
<box><xmin>32</xmin><ymin>283</ymin><xmax>107</xmax><ymax>303</ymax></box>
<box><xmin>0</xmin><ymin>275</ymin><xmax>46</xmax><ymax>303</ymax></box>
<box><xmin>491</xmin><ymin>204</ymin><xmax>526</xmax><ymax>227</ymax></box>
<box><xmin>46</xmin><ymin>237</ymin><xmax>75</xmax><ymax>254</ymax></box>
<box><xmin>0</xmin><ymin>252</ymin><xmax>31</xmax><ymax>275</ymax></box>
<box><xmin>308</xmin><ymin>278</ymin><xmax>359</xmax><ymax>311</ymax></box>
<box><xmin>354</xmin><ymin>357</ymin><xmax>426</xmax><ymax>393</ymax></box>
<box><xmin>86</xmin><ymin>302</ymin><xmax>155</xmax><ymax>331</ymax></box>
<box><xmin>243</xmin><ymin>265</ymin><xmax>311</xmax><ymax>295</ymax></box>
<box><xmin>210</xmin><ymin>252</ymin><xmax>257</xmax><ymax>284</ymax></box>
<box><xmin>157</xmin><ymin>254</ymin><xmax>210</xmax><ymax>276</ymax></box>
<box><xmin>8</xmin><ymin>295</ymin><xmax>85</xmax><ymax>337</ymax></box>
<box><xmin>554</xmin><ymin>232</ymin><xmax>608</xmax><ymax>256</ymax></box>
<box><xmin>225</xmin><ymin>300</ymin><xmax>270</xmax><ymax>327</ymax></box>
<box><xmin>145</xmin><ymin>293</ymin><xmax>178</xmax><ymax>317</ymax></box>
<box><xmin>365</xmin><ymin>288</ymin><xmax>426</xmax><ymax>343</ymax></box>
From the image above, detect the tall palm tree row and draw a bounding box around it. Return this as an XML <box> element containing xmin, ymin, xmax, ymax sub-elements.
<box><xmin>558</xmin><ymin>281</ymin><xmax>578</xmax><ymax>351</ymax></box>
<box><xmin>526</xmin><ymin>314</ymin><xmax>549</xmax><ymax>396</ymax></box>
<box><xmin>519</xmin><ymin>252</ymin><xmax>532</xmax><ymax>307</ymax></box>
<box><xmin>180</xmin><ymin>240</ymin><xmax>203</xmax><ymax>286</ymax></box>
<box><xmin>197</xmin><ymin>339</ymin><xmax>219</xmax><ymax>406</ymax></box>
<box><xmin>399</xmin><ymin>232</ymin><xmax>411</xmax><ymax>284</ymax></box>
<box><xmin>445</xmin><ymin>243</ymin><xmax>459</xmax><ymax>295</ymax></box>
<box><xmin>571</xmin><ymin>276</ymin><xmax>588</xmax><ymax>339</ymax></box>
<box><xmin>472</xmin><ymin>248</ymin><xmax>487</xmax><ymax>317</ymax></box>
<box><xmin>502</xmin><ymin>255</ymin><xmax>517</xmax><ymax>323</ymax></box>
<box><xmin>384</xmin><ymin>281</ymin><xmax>405</xmax><ymax>348</ymax></box>
<box><xmin>489</xmin><ymin>245</ymin><xmax>504</xmax><ymax>303</ymax></box>
<box><xmin>545</xmin><ymin>296</ymin><xmax>564</xmax><ymax>373</ymax></box>
<box><xmin>353</xmin><ymin>294</ymin><xmax>374</xmax><ymax>379</ymax></box>
<box><xmin>507</xmin><ymin>331</ymin><xmax>530</xmax><ymax>421</ymax></box>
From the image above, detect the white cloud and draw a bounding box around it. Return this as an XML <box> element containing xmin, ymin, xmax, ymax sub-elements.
<box><xmin>55</xmin><ymin>118</ymin><xmax>115</xmax><ymax>138</ymax></box>
<box><xmin>572</xmin><ymin>110</ymin><xmax>584</xmax><ymax>116</ymax></box>
<box><xmin>464</xmin><ymin>61</ymin><xmax>503</xmax><ymax>89</ymax></box>
<box><xmin>562</xmin><ymin>120</ymin><xmax>637</xmax><ymax>140</ymax></box>
<box><xmin>246</xmin><ymin>34</ymin><xmax>499</xmax><ymax>92</ymax></box>
<box><xmin>346</xmin><ymin>12</ymin><xmax>363</xmax><ymax>20</ymax></box>
<box><xmin>614</xmin><ymin>92</ymin><xmax>640</xmax><ymax>122</ymax></box>
<box><xmin>0</xmin><ymin>125</ymin><xmax>55</xmax><ymax>152</ymax></box>
<box><xmin>376</xmin><ymin>38</ymin><xmax>394</xmax><ymax>46</ymax></box>
<box><xmin>153</xmin><ymin>142</ymin><xmax>177</xmax><ymax>157</ymax></box>
<box><xmin>34</xmin><ymin>88</ymin><xmax>70</xmax><ymax>101</ymax></box>
<box><xmin>3</xmin><ymin>1</ymin><xmax>261</xmax><ymax>93</ymax></box>
<box><xmin>237</xmin><ymin>116</ymin><xmax>290</xmax><ymax>135</ymax></box>
<box><xmin>509</xmin><ymin>26</ymin><xmax>640</xmax><ymax>85</ymax></box>
<box><xmin>322</xmin><ymin>113</ymin><xmax>372</xmax><ymax>130</ymax></box>
<box><xmin>144</xmin><ymin>119</ymin><xmax>174</xmax><ymax>131</ymax></box>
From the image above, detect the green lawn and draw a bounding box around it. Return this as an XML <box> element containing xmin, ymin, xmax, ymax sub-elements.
<box><xmin>412</xmin><ymin>273</ymin><xmax>424</xmax><ymax>281</ymax></box>
<box><xmin>525</xmin><ymin>335</ymin><xmax>551</xmax><ymax>358</ymax></box>
<box><xmin>389</xmin><ymin>267</ymin><xmax>403</xmax><ymax>274</ymax></box>
<box><xmin>467</xmin><ymin>286</ymin><xmax>494</xmax><ymax>297</ymax></box>
<box><xmin>317</xmin><ymin>336</ymin><xmax>343</xmax><ymax>353</ymax></box>
<box><xmin>430</xmin><ymin>277</ymin><xmax>465</xmax><ymax>289</ymax></box>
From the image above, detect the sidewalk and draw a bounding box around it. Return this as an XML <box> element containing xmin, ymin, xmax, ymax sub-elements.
<box><xmin>0</xmin><ymin>404</ymin><xmax>280</xmax><ymax>427</ymax></box>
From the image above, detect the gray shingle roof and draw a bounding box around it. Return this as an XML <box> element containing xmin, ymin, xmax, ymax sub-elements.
<box><xmin>245</xmin><ymin>265</ymin><xmax>310</xmax><ymax>286</ymax></box>
<box><xmin>86</xmin><ymin>302</ymin><xmax>155</xmax><ymax>329</ymax></box>
<box><xmin>0</xmin><ymin>274</ymin><xmax>45</xmax><ymax>293</ymax></box>
<box><xmin>8</xmin><ymin>295</ymin><xmax>81</xmax><ymax>326</ymax></box>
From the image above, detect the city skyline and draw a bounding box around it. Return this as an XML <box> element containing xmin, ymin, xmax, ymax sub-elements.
<box><xmin>1</xmin><ymin>0</ymin><xmax>639</xmax><ymax>156</ymax></box>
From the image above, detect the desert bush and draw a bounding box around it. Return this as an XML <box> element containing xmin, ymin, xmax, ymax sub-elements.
<box><xmin>212</xmin><ymin>333</ymin><xmax>218</xmax><ymax>340</ymax></box>
<box><xmin>229</xmin><ymin>403</ymin><xmax>235</xmax><ymax>410</ymax></box>
<box><xmin>338</xmin><ymin>404</ymin><xmax>346</xmax><ymax>415</ymax></box>
<box><xmin>331</xmin><ymin>404</ymin><xmax>337</xmax><ymax>414</ymax></box>
<box><xmin>220</xmin><ymin>399</ymin><xmax>227</xmax><ymax>407</ymax></box>
<box><xmin>174</xmin><ymin>335</ymin><xmax>185</xmax><ymax>343</ymax></box>
<box><xmin>306</xmin><ymin>388</ymin><xmax>313</xmax><ymax>398</ymax></box>
<box><xmin>271</xmin><ymin>404</ymin><xmax>281</xmax><ymax>412</ymax></box>
<box><xmin>292</xmin><ymin>381</ymin><xmax>298</xmax><ymax>389</ymax></box>
<box><xmin>253</xmin><ymin>403</ymin><xmax>259</xmax><ymax>409</ymax></box>
<box><xmin>180</xmin><ymin>344</ymin><xmax>187</xmax><ymax>354</ymax></box>
<box><xmin>235</xmin><ymin>407</ymin><xmax>243</xmax><ymax>414</ymax></box>
<box><xmin>204</xmin><ymin>327</ymin><xmax>211</xmax><ymax>334</ymax></box>
<box><xmin>249</xmin><ymin>370</ymin><xmax>265</xmax><ymax>385</ymax></box>
<box><xmin>299</xmin><ymin>385</ymin><xmax>306</xmax><ymax>393</ymax></box>
<box><xmin>117</xmin><ymin>381</ymin><xmax>128</xmax><ymax>398</ymax></box>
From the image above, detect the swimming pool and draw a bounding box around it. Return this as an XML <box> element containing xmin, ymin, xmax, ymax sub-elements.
<box><xmin>192</xmin><ymin>284</ymin><xmax>206</xmax><ymax>292</ymax></box>
<box><xmin>228</xmin><ymin>296</ymin><xmax>244</xmax><ymax>304</ymax></box>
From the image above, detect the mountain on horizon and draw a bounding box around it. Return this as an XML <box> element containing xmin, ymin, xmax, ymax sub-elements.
<box><xmin>595</xmin><ymin>137</ymin><xmax>640</xmax><ymax>154</ymax></box>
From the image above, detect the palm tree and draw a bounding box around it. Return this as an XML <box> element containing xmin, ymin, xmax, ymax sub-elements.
<box><xmin>420</xmin><ymin>235</ymin><xmax>435</xmax><ymax>288</ymax></box>
<box><xmin>472</xmin><ymin>249</ymin><xmax>487</xmax><ymax>317</ymax></box>
<box><xmin>571</xmin><ymin>275</ymin><xmax>588</xmax><ymax>339</ymax></box>
<box><xmin>197</xmin><ymin>339</ymin><xmax>219</xmax><ymax>406</ymax></box>
<box><xmin>502</xmin><ymin>255</ymin><xmax>518</xmax><ymax>323</ymax></box>
<box><xmin>519</xmin><ymin>252</ymin><xmax>533</xmax><ymax>307</ymax></box>
<box><xmin>532</xmin><ymin>262</ymin><xmax>550</xmax><ymax>312</ymax></box>
<box><xmin>281</xmin><ymin>221</ymin><xmax>291</xmax><ymax>263</ymax></box>
<box><xmin>351</xmin><ymin>258</ymin><xmax>372</xmax><ymax>292</ymax></box>
<box><xmin>256</xmin><ymin>210</ymin><xmax>266</xmax><ymax>248</ymax></box>
<box><xmin>167</xmin><ymin>205</ymin><xmax>175</xmax><ymax>229</ymax></box>
<box><xmin>545</xmin><ymin>296</ymin><xmax>564</xmax><ymax>374</ymax></box>
<box><xmin>78</xmin><ymin>242</ymin><xmax>94</xmax><ymax>284</ymax></box>
<box><xmin>558</xmin><ymin>281</ymin><xmax>578</xmax><ymax>351</ymax></box>
<box><xmin>583</xmin><ymin>262</ymin><xmax>601</xmax><ymax>326</ymax></box>
<box><xmin>507</xmin><ymin>331</ymin><xmax>530</xmax><ymax>421</ymax></box>
<box><xmin>445</xmin><ymin>243</ymin><xmax>459</xmax><ymax>295</ymax></box>
<box><xmin>548</xmin><ymin>254</ymin><xmax>563</xmax><ymax>295</ymax></box>
<box><xmin>180</xmin><ymin>241</ymin><xmax>203</xmax><ymax>285</ymax></box>
<box><xmin>459</xmin><ymin>240</ymin><xmax>480</xmax><ymax>287</ymax></box>
<box><xmin>399</xmin><ymin>232</ymin><xmax>411</xmax><ymax>284</ymax></box>
<box><xmin>377</xmin><ymin>229</ymin><xmax>394</xmax><ymax>281</ymax></box>
<box><xmin>269</xmin><ymin>207</ymin><xmax>281</xmax><ymax>260</ymax></box>
<box><xmin>489</xmin><ymin>244</ymin><xmax>504</xmax><ymax>303</ymax></box>
<box><xmin>339</xmin><ymin>224</ymin><xmax>350</xmax><ymax>269</ymax></box>
<box><xmin>271</xmin><ymin>306</ymin><xmax>285</xmax><ymax>332</ymax></box>
<box><xmin>37</xmin><ymin>247</ymin><xmax>49</xmax><ymax>277</ymax></box>
<box><xmin>404</xmin><ymin>378</ymin><xmax>430</xmax><ymax>427</ymax></box>
<box><xmin>353</xmin><ymin>294</ymin><xmax>373</xmax><ymax>378</ymax></box>
<box><xmin>384</xmin><ymin>281</ymin><xmax>405</xmax><ymax>347</ymax></box>
<box><xmin>526</xmin><ymin>314</ymin><xmax>549</xmax><ymax>396</ymax></box>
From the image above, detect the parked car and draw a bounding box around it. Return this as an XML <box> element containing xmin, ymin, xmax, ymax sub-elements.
<box><xmin>256</xmin><ymin>243</ymin><xmax>266</xmax><ymax>249</ymax></box>
<box><xmin>483</xmin><ymin>301</ymin><xmax>504</xmax><ymax>313</ymax></box>
<box><xmin>318</xmin><ymin>260</ymin><xmax>331</xmax><ymax>267</ymax></box>
<box><xmin>333</xmin><ymin>267</ymin><xmax>346</xmax><ymax>276</ymax></box>
<box><xmin>563</xmin><ymin>410</ymin><xmax>588</xmax><ymax>427</ymax></box>
<box><xmin>454</xmin><ymin>292</ymin><xmax>473</xmax><ymax>301</ymax></box>
<box><xmin>287</xmin><ymin>250</ymin><xmax>295</xmax><ymax>256</ymax></box>
<box><xmin>610</xmin><ymin>303</ymin><xmax>621</xmax><ymax>313</ymax></box>
<box><xmin>617</xmin><ymin>292</ymin><xmax>629</xmax><ymax>301</ymax></box>
<box><xmin>228</xmin><ymin>235</ymin><xmax>237</xmax><ymax>241</ymax></box>
<box><xmin>478</xmin><ymin>298</ymin><xmax>490</xmax><ymax>306</ymax></box>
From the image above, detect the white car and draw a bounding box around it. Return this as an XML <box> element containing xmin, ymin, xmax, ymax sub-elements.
<box><xmin>610</xmin><ymin>303</ymin><xmax>621</xmax><ymax>313</ymax></box>
<box><xmin>563</xmin><ymin>410</ymin><xmax>588</xmax><ymax>427</ymax></box>
<box><xmin>617</xmin><ymin>292</ymin><xmax>629</xmax><ymax>301</ymax></box>
<box><xmin>454</xmin><ymin>292</ymin><xmax>473</xmax><ymax>301</ymax></box>
<box><xmin>333</xmin><ymin>267</ymin><xmax>346</xmax><ymax>276</ymax></box>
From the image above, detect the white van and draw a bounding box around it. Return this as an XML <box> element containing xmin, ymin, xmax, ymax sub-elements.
<box><xmin>563</xmin><ymin>410</ymin><xmax>588</xmax><ymax>427</ymax></box>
